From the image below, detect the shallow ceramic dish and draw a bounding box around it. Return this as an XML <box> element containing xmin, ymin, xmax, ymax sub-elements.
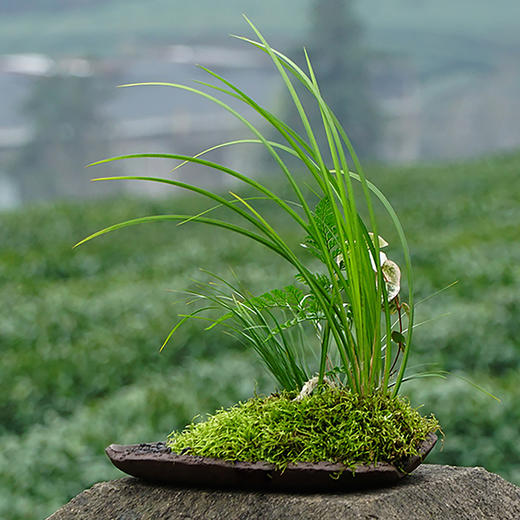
<box><xmin>106</xmin><ymin>432</ymin><xmax>437</xmax><ymax>491</ymax></box>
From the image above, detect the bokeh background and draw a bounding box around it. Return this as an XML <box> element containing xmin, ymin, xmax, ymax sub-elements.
<box><xmin>1</xmin><ymin>1</ymin><xmax>519</xmax><ymax>518</ymax></box>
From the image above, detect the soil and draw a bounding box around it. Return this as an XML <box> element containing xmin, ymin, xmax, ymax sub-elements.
<box><xmin>105</xmin><ymin>432</ymin><xmax>437</xmax><ymax>491</ymax></box>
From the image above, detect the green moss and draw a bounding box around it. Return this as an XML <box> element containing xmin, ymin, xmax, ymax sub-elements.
<box><xmin>167</xmin><ymin>388</ymin><xmax>440</xmax><ymax>470</ymax></box>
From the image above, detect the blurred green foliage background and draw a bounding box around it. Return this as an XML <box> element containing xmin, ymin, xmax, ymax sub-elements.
<box><xmin>1</xmin><ymin>152</ymin><xmax>519</xmax><ymax>519</ymax></box>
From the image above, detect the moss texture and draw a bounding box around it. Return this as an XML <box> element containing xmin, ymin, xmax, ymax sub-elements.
<box><xmin>167</xmin><ymin>388</ymin><xmax>439</xmax><ymax>470</ymax></box>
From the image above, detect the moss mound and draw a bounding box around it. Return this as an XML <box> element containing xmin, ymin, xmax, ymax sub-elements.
<box><xmin>167</xmin><ymin>388</ymin><xmax>440</xmax><ymax>469</ymax></box>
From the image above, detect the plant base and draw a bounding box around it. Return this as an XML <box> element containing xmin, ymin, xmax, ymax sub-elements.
<box><xmin>106</xmin><ymin>432</ymin><xmax>437</xmax><ymax>491</ymax></box>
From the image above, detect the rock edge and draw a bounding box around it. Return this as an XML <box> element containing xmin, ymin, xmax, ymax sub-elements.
<box><xmin>47</xmin><ymin>464</ymin><xmax>520</xmax><ymax>520</ymax></box>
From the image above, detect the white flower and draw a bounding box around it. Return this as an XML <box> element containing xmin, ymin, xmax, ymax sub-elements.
<box><xmin>368</xmin><ymin>233</ymin><xmax>401</xmax><ymax>301</ymax></box>
<box><xmin>368</xmin><ymin>232</ymin><xmax>388</xmax><ymax>249</ymax></box>
<box><xmin>381</xmin><ymin>258</ymin><xmax>401</xmax><ymax>301</ymax></box>
<box><xmin>336</xmin><ymin>233</ymin><xmax>401</xmax><ymax>301</ymax></box>
<box><xmin>369</xmin><ymin>249</ymin><xmax>389</xmax><ymax>272</ymax></box>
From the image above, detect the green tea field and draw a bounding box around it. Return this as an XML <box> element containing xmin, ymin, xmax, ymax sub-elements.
<box><xmin>1</xmin><ymin>152</ymin><xmax>519</xmax><ymax>519</ymax></box>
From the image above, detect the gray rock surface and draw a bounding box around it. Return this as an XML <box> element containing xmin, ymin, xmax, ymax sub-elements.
<box><xmin>47</xmin><ymin>464</ymin><xmax>520</xmax><ymax>520</ymax></box>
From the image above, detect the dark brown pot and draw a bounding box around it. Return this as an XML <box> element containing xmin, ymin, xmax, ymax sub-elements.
<box><xmin>106</xmin><ymin>432</ymin><xmax>437</xmax><ymax>491</ymax></box>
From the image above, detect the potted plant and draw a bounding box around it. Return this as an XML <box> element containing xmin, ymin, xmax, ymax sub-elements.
<box><xmin>76</xmin><ymin>18</ymin><xmax>440</xmax><ymax>490</ymax></box>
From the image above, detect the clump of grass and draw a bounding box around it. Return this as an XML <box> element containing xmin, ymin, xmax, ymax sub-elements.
<box><xmin>167</xmin><ymin>387</ymin><xmax>439</xmax><ymax>470</ymax></box>
<box><xmin>76</xmin><ymin>17</ymin><xmax>418</xmax><ymax>398</ymax></box>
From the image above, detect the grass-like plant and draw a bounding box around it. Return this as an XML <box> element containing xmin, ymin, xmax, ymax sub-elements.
<box><xmin>76</xmin><ymin>17</ymin><xmax>417</xmax><ymax>400</ymax></box>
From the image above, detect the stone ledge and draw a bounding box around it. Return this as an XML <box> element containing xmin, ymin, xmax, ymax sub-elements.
<box><xmin>47</xmin><ymin>464</ymin><xmax>520</xmax><ymax>520</ymax></box>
